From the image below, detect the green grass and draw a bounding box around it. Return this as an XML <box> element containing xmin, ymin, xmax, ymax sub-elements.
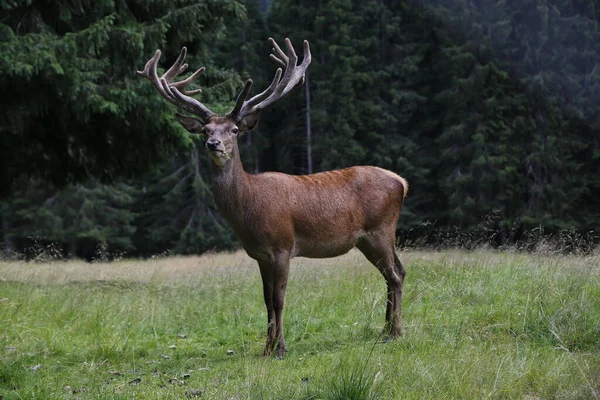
<box><xmin>1</xmin><ymin>249</ymin><xmax>599</xmax><ymax>399</ymax></box>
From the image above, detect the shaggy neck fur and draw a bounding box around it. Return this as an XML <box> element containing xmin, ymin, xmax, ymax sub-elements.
<box><xmin>210</xmin><ymin>142</ymin><xmax>250</xmax><ymax>228</ymax></box>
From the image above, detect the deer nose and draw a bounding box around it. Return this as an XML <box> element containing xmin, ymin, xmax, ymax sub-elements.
<box><xmin>206</xmin><ymin>139</ymin><xmax>221</xmax><ymax>150</ymax></box>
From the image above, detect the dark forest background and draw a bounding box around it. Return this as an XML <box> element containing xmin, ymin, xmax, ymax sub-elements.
<box><xmin>1</xmin><ymin>0</ymin><xmax>599</xmax><ymax>259</ymax></box>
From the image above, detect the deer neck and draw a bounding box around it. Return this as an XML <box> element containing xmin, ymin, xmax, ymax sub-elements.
<box><xmin>210</xmin><ymin>144</ymin><xmax>250</xmax><ymax>225</ymax></box>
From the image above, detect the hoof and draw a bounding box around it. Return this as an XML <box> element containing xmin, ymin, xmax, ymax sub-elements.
<box><xmin>262</xmin><ymin>348</ymin><xmax>274</xmax><ymax>357</ymax></box>
<box><xmin>274</xmin><ymin>346</ymin><xmax>287</xmax><ymax>360</ymax></box>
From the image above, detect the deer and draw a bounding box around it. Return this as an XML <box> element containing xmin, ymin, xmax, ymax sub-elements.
<box><xmin>138</xmin><ymin>38</ymin><xmax>408</xmax><ymax>358</ymax></box>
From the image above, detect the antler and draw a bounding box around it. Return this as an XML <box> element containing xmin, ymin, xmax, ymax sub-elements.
<box><xmin>137</xmin><ymin>47</ymin><xmax>215</xmax><ymax>122</ymax></box>
<box><xmin>228</xmin><ymin>38</ymin><xmax>311</xmax><ymax>122</ymax></box>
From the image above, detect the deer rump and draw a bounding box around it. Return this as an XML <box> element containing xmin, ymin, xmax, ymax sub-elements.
<box><xmin>225</xmin><ymin>166</ymin><xmax>408</xmax><ymax>261</ymax></box>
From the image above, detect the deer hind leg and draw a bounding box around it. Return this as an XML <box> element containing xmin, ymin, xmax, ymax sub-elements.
<box><xmin>393</xmin><ymin>252</ymin><xmax>406</xmax><ymax>334</ymax></box>
<box><xmin>357</xmin><ymin>234</ymin><xmax>404</xmax><ymax>338</ymax></box>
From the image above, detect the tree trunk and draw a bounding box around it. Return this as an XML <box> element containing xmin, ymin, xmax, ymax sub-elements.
<box><xmin>305</xmin><ymin>71</ymin><xmax>313</xmax><ymax>174</ymax></box>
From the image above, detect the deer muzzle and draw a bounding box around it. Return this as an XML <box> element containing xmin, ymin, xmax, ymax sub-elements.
<box><xmin>206</xmin><ymin>139</ymin><xmax>221</xmax><ymax>151</ymax></box>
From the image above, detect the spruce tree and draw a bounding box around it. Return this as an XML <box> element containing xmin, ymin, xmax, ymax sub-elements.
<box><xmin>0</xmin><ymin>0</ymin><xmax>244</xmax><ymax>193</ymax></box>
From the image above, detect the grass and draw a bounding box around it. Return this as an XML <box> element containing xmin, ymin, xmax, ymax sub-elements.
<box><xmin>0</xmin><ymin>249</ymin><xmax>599</xmax><ymax>399</ymax></box>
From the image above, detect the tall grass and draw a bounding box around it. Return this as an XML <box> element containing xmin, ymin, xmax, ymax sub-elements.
<box><xmin>1</xmin><ymin>249</ymin><xmax>599</xmax><ymax>399</ymax></box>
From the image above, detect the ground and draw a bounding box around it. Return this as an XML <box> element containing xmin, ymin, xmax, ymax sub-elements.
<box><xmin>1</xmin><ymin>249</ymin><xmax>599</xmax><ymax>399</ymax></box>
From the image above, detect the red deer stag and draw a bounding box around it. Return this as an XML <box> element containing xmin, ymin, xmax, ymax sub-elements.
<box><xmin>138</xmin><ymin>38</ymin><xmax>408</xmax><ymax>358</ymax></box>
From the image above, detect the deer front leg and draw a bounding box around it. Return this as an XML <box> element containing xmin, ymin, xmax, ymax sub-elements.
<box><xmin>258</xmin><ymin>261</ymin><xmax>276</xmax><ymax>356</ymax></box>
<box><xmin>273</xmin><ymin>254</ymin><xmax>290</xmax><ymax>358</ymax></box>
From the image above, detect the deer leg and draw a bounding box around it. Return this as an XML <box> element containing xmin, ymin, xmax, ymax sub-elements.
<box><xmin>258</xmin><ymin>261</ymin><xmax>276</xmax><ymax>356</ymax></box>
<box><xmin>357</xmin><ymin>234</ymin><xmax>403</xmax><ymax>338</ymax></box>
<box><xmin>392</xmin><ymin>253</ymin><xmax>405</xmax><ymax>335</ymax></box>
<box><xmin>272</xmin><ymin>254</ymin><xmax>291</xmax><ymax>358</ymax></box>
<box><xmin>385</xmin><ymin>282</ymin><xmax>394</xmax><ymax>328</ymax></box>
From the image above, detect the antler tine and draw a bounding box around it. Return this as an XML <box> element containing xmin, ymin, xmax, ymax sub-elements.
<box><xmin>301</xmin><ymin>40</ymin><xmax>311</xmax><ymax>66</ymax></box>
<box><xmin>171</xmin><ymin>66</ymin><xmax>206</xmax><ymax>95</ymax></box>
<box><xmin>167</xmin><ymin>82</ymin><xmax>216</xmax><ymax>119</ymax></box>
<box><xmin>270</xmin><ymin>54</ymin><xmax>286</xmax><ymax>69</ymax></box>
<box><xmin>137</xmin><ymin>47</ymin><xmax>215</xmax><ymax>121</ymax></box>
<box><xmin>244</xmin><ymin>68</ymin><xmax>283</xmax><ymax>107</ymax></box>
<box><xmin>159</xmin><ymin>78</ymin><xmax>194</xmax><ymax>115</ymax></box>
<box><xmin>229</xmin><ymin>79</ymin><xmax>254</xmax><ymax>117</ymax></box>
<box><xmin>163</xmin><ymin>47</ymin><xmax>188</xmax><ymax>81</ymax></box>
<box><xmin>137</xmin><ymin>50</ymin><xmax>177</xmax><ymax>105</ymax></box>
<box><xmin>298</xmin><ymin>39</ymin><xmax>311</xmax><ymax>85</ymax></box>
<box><xmin>136</xmin><ymin>50</ymin><xmax>161</xmax><ymax>78</ymax></box>
<box><xmin>275</xmin><ymin>38</ymin><xmax>298</xmax><ymax>93</ymax></box>
<box><xmin>270</xmin><ymin>38</ymin><xmax>288</xmax><ymax>68</ymax></box>
<box><xmin>229</xmin><ymin>38</ymin><xmax>311</xmax><ymax>122</ymax></box>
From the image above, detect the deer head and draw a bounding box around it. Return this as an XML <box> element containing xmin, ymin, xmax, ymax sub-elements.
<box><xmin>137</xmin><ymin>38</ymin><xmax>311</xmax><ymax>167</ymax></box>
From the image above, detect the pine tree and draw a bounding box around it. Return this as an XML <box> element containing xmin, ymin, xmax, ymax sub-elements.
<box><xmin>133</xmin><ymin>149</ymin><xmax>236</xmax><ymax>256</ymax></box>
<box><xmin>2</xmin><ymin>0</ymin><xmax>599</xmax><ymax>254</ymax></box>
<box><xmin>4</xmin><ymin>179</ymin><xmax>138</xmax><ymax>258</ymax></box>
<box><xmin>0</xmin><ymin>0</ymin><xmax>244</xmax><ymax>193</ymax></box>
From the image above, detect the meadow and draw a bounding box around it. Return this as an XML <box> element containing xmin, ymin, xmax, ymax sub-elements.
<box><xmin>1</xmin><ymin>249</ymin><xmax>599</xmax><ymax>399</ymax></box>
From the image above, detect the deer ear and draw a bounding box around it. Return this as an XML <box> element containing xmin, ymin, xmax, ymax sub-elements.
<box><xmin>175</xmin><ymin>113</ymin><xmax>204</xmax><ymax>134</ymax></box>
<box><xmin>238</xmin><ymin>110</ymin><xmax>261</xmax><ymax>132</ymax></box>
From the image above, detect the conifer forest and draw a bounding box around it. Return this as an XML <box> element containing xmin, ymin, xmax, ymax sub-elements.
<box><xmin>1</xmin><ymin>0</ymin><xmax>599</xmax><ymax>259</ymax></box>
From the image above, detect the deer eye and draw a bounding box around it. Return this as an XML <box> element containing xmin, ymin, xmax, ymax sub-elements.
<box><xmin>232</xmin><ymin>127</ymin><xmax>239</xmax><ymax>135</ymax></box>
